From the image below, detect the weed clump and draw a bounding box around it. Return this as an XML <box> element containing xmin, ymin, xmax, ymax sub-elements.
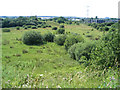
<box><xmin>22</xmin><ymin>49</ymin><xmax>28</xmax><ymax>54</ymax></box>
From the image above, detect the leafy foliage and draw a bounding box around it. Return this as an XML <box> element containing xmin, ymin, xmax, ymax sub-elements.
<box><xmin>90</xmin><ymin>29</ymin><xmax>119</xmax><ymax>69</ymax></box>
<box><xmin>43</xmin><ymin>32</ymin><xmax>55</xmax><ymax>42</ymax></box>
<box><xmin>59</xmin><ymin>25</ymin><xmax>64</xmax><ymax>28</ymax></box>
<box><xmin>57</xmin><ymin>28</ymin><xmax>65</xmax><ymax>34</ymax></box>
<box><xmin>2</xmin><ymin>29</ymin><xmax>10</xmax><ymax>32</ymax></box>
<box><xmin>22</xmin><ymin>31</ymin><xmax>43</xmax><ymax>45</ymax></box>
<box><xmin>68</xmin><ymin>41</ymin><xmax>95</xmax><ymax>61</ymax></box>
<box><xmin>52</xmin><ymin>27</ymin><xmax>57</xmax><ymax>30</ymax></box>
<box><xmin>16</xmin><ymin>26</ymin><xmax>20</xmax><ymax>30</ymax></box>
<box><xmin>31</xmin><ymin>26</ymin><xmax>37</xmax><ymax>29</ymax></box>
<box><xmin>64</xmin><ymin>34</ymin><xmax>84</xmax><ymax>50</ymax></box>
<box><xmin>54</xmin><ymin>34</ymin><xmax>66</xmax><ymax>45</ymax></box>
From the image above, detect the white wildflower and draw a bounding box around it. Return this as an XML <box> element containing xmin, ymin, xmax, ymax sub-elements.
<box><xmin>57</xmin><ymin>85</ymin><xmax>61</xmax><ymax>88</ymax></box>
<box><xmin>46</xmin><ymin>85</ymin><xmax>48</xmax><ymax>88</ymax></box>
<box><xmin>40</xmin><ymin>74</ymin><xmax>43</xmax><ymax>77</ymax></box>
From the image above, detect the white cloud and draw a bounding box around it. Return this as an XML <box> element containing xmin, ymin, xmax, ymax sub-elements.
<box><xmin>0</xmin><ymin>0</ymin><xmax>119</xmax><ymax>18</ymax></box>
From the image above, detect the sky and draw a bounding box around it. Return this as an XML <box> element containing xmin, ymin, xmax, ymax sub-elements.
<box><xmin>0</xmin><ymin>0</ymin><xmax>119</xmax><ymax>18</ymax></box>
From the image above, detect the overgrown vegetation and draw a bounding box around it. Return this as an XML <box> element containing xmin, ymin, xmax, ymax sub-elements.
<box><xmin>2</xmin><ymin>29</ymin><xmax>10</xmax><ymax>32</ymax></box>
<box><xmin>64</xmin><ymin>34</ymin><xmax>84</xmax><ymax>50</ymax></box>
<box><xmin>54</xmin><ymin>34</ymin><xmax>66</xmax><ymax>45</ymax></box>
<box><xmin>22</xmin><ymin>31</ymin><xmax>43</xmax><ymax>45</ymax></box>
<box><xmin>2</xmin><ymin>16</ymin><xmax>119</xmax><ymax>88</ymax></box>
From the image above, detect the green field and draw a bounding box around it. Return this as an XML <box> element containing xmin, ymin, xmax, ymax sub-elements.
<box><xmin>2</xmin><ymin>21</ymin><xmax>118</xmax><ymax>88</ymax></box>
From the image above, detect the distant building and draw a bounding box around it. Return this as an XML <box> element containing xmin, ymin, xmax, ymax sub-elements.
<box><xmin>96</xmin><ymin>20</ymin><xmax>105</xmax><ymax>23</ymax></box>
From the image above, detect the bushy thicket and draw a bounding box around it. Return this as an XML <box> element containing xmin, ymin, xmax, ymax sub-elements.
<box><xmin>2</xmin><ymin>29</ymin><xmax>10</xmax><ymax>32</ymax></box>
<box><xmin>88</xmin><ymin>22</ymin><xmax>116</xmax><ymax>32</ymax></box>
<box><xmin>22</xmin><ymin>31</ymin><xmax>43</xmax><ymax>45</ymax></box>
<box><xmin>52</xmin><ymin>27</ymin><xmax>57</xmax><ymax>30</ymax></box>
<box><xmin>57</xmin><ymin>28</ymin><xmax>65</xmax><ymax>34</ymax></box>
<box><xmin>31</xmin><ymin>26</ymin><xmax>37</xmax><ymax>29</ymax></box>
<box><xmin>68</xmin><ymin>41</ymin><xmax>95</xmax><ymax>61</ymax></box>
<box><xmin>2</xmin><ymin>16</ymin><xmax>39</xmax><ymax>28</ymax></box>
<box><xmin>43</xmin><ymin>32</ymin><xmax>55</xmax><ymax>42</ymax></box>
<box><xmin>24</xmin><ymin>26</ymin><xmax>28</xmax><ymax>29</ymax></box>
<box><xmin>89</xmin><ymin>28</ymin><xmax>119</xmax><ymax>69</ymax></box>
<box><xmin>16</xmin><ymin>26</ymin><xmax>20</xmax><ymax>30</ymax></box>
<box><xmin>54</xmin><ymin>34</ymin><xmax>66</xmax><ymax>45</ymax></box>
<box><xmin>64</xmin><ymin>34</ymin><xmax>84</xmax><ymax>50</ymax></box>
<box><xmin>59</xmin><ymin>25</ymin><xmax>64</xmax><ymax>28</ymax></box>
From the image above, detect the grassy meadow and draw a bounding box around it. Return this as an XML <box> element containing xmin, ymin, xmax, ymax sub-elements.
<box><xmin>2</xmin><ymin>21</ymin><xmax>118</xmax><ymax>88</ymax></box>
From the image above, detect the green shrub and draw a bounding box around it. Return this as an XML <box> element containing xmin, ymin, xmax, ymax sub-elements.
<box><xmin>99</xmin><ymin>27</ymin><xmax>104</xmax><ymax>31</ymax></box>
<box><xmin>22</xmin><ymin>31</ymin><xmax>43</xmax><ymax>45</ymax></box>
<box><xmin>104</xmin><ymin>26</ymin><xmax>109</xmax><ymax>31</ymax></box>
<box><xmin>41</xmin><ymin>25</ymin><xmax>46</xmax><ymax>28</ymax></box>
<box><xmin>37</xmin><ymin>25</ymin><xmax>41</xmax><ymax>28</ymax></box>
<box><xmin>68</xmin><ymin>41</ymin><xmax>95</xmax><ymax>61</ymax></box>
<box><xmin>2</xmin><ymin>29</ymin><xmax>10</xmax><ymax>32</ymax></box>
<box><xmin>85</xmin><ymin>35</ymin><xmax>92</xmax><ymax>37</ymax></box>
<box><xmin>48</xmin><ymin>25</ymin><xmax>51</xmax><ymax>27</ymax></box>
<box><xmin>109</xmin><ymin>28</ymin><xmax>116</xmax><ymax>32</ymax></box>
<box><xmin>64</xmin><ymin>34</ymin><xmax>84</xmax><ymax>50</ymax></box>
<box><xmin>27</xmin><ymin>25</ymin><xmax>31</xmax><ymax>28</ymax></box>
<box><xmin>43</xmin><ymin>32</ymin><xmax>55</xmax><ymax>42</ymax></box>
<box><xmin>16</xmin><ymin>26</ymin><xmax>20</xmax><ymax>30</ymax></box>
<box><xmin>59</xmin><ymin>25</ymin><xmax>64</xmax><ymax>28</ymax></box>
<box><xmin>54</xmin><ymin>34</ymin><xmax>66</xmax><ymax>45</ymax></box>
<box><xmin>52</xmin><ymin>27</ymin><xmax>57</xmax><ymax>30</ymax></box>
<box><xmin>90</xmin><ymin>29</ymin><xmax>119</xmax><ymax>69</ymax></box>
<box><xmin>57</xmin><ymin>28</ymin><xmax>65</xmax><ymax>34</ymax></box>
<box><xmin>68</xmin><ymin>43</ymin><xmax>80</xmax><ymax>60</ymax></box>
<box><xmin>31</xmin><ymin>26</ymin><xmax>37</xmax><ymax>29</ymax></box>
<box><xmin>76</xmin><ymin>23</ymin><xmax>80</xmax><ymax>25</ymax></box>
<box><xmin>75</xmin><ymin>42</ymin><xmax>95</xmax><ymax>61</ymax></box>
<box><xmin>24</xmin><ymin>26</ymin><xmax>28</xmax><ymax>29</ymax></box>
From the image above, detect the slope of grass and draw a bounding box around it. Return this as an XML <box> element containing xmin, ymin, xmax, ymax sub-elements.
<box><xmin>2</xmin><ymin>22</ymin><xmax>118</xmax><ymax>88</ymax></box>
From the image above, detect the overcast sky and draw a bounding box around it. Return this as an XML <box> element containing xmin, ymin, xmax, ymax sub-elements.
<box><xmin>0</xmin><ymin>0</ymin><xmax>119</xmax><ymax>18</ymax></box>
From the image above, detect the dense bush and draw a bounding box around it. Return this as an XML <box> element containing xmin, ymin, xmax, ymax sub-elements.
<box><xmin>54</xmin><ymin>34</ymin><xmax>66</xmax><ymax>45</ymax></box>
<box><xmin>85</xmin><ymin>35</ymin><xmax>92</xmax><ymax>37</ymax></box>
<box><xmin>75</xmin><ymin>42</ymin><xmax>95</xmax><ymax>61</ymax></box>
<box><xmin>99</xmin><ymin>27</ymin><xmax>104</xmax><ymax>31</ymax></box>
<box><xmin>31</xmin><ymin>26</ymin><xmax>37</xmax><ymax>29</ymax></box>
<box><xmin>104</xmin><ymin>26</ymin><xmax>109</xmax><ymax>31</ymax></box>
<box><xmin>109</xmin><ymin>28</ymin><xmax>116</xmax><ymax>32</ymax></box>
<box><xmin>57</xmin><ymin>28</ymin><xmax>65</xmax><ymax>34</ymax></box>
<box><xmin>52</xmin><ymin>27</ymin><xmax>57</xmax><ymax>30</ymax></box>
<box><xmin>68</xmin><ymin>43</ymin><xmax>80</xmax><ymax>60</ymax></box>
<box><xmin>24</xmin><ymin>26</ymin><xmax>28</xmax><ymax>29</ymax></box>
<box><xmin>27</xmin><ymin>25</ymin><xmax>31</xmax><ymax>28</ymax></box>
<box><xmin>37</xmin><ymin>25</ymin><xmax>41</xmax><ymax>28</ymax></box>
<box><xmin>22</xmin><ymin>31</ymin><xmax>43</xmax><ymax>45</ymax></box>
<box><xmin>68</xmin><ymin>41</ymin><xmax>95</xmax><ymax>61</ymax></box>
<box><xmin>48</xmin><ymin>25</ymin><xmax>51</xmax><ymax>27</ymax></box>
<box><xmin>41</xmin><ymin>25</ymin><xmax>46</xmax><ymax>28</ymax></box>
<box><xmin>90</xmin><ymin>29</ymin><xmax>119</xmax><ymax>69</ymax></box>
<box><xmin>43</xmin><ymin>32</ymin><xmax>55</xmax><ymax>42</ymax></box>
<box><xmin>64</xmin><ymin>34</ymin><xmax>84</xmax><ymax>50</ymax></box>
<box><xmin>2</xmin><ymin>29</ymin><xmax>10</xmax><ymax>32</ymax></box>
<box><xmin>59</xmin><ymin>25</ymin><xmax>64</xmax><ymax>28</ymax></box>
<box><xmin>16</xmin><ymin>26</ymin><xmax>20</xmax><ymax>30</ymax></box>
